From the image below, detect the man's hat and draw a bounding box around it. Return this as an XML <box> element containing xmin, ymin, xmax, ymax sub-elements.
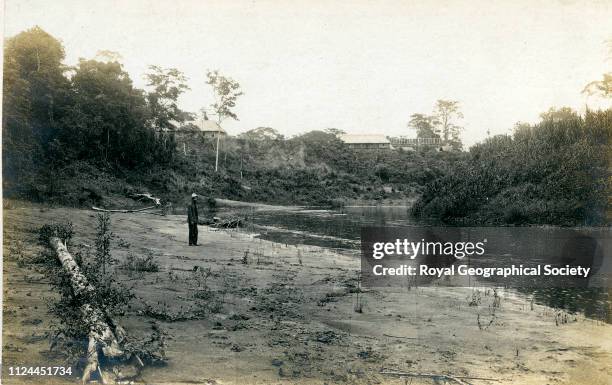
<box><xmin>191</xmin><ymin>193</ymin><xmax>198</xmax><ymax>198</ymax></box>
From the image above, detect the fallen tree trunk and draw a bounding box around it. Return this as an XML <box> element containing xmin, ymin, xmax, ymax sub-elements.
<box><xmin>49</xmin><ymin>237</ymin><xmax>127</xmax><ymax>383</ymax></box>
<box><xmin>92</xmin><ymin>206</ymin><xmax>156</xmax><ymax>213</ymax></box>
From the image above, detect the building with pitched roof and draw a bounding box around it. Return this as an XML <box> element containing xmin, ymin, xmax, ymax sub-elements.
<box><xmin>164</xmin><ymin>115</ymin><xmax>227</xmax><ymax>155</ymax></box>
<box><xmin>339</xmin><ymin>134</ymin><xmax>391</xmax><ymax>150</ymax></box>
<box><xmin>193</xmin><ymin>117</ymin><xmax>226</xmax><ymax>139</ymax></box>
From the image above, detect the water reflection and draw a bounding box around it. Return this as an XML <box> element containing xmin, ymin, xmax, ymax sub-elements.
<box><xmin>218</xmin><ymin>203</ymin><xmax>610</xmax><ymax>322</ymax></box>
<box><xmin>242</xmin><ymin>205</ymin><xmax>415</xmax><ymax>250</ymax></box>
<box><xmin>517</xmin><ymin>287</ymin><xmax>610</xmax><ymax>323</ymax></box>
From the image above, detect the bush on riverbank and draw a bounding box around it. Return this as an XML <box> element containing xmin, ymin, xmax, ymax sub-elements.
<box><xmin>412</xmin><ymin>109</ymin><xmax>611</xmax><ymax>225</ymax></box>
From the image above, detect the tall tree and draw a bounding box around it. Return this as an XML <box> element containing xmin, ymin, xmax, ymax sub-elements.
<box><xmin>433</xmin><ymin>99</ymin><xmax>464</xmax><ymax>147</ymax></box>
<box><xmin>408</xmin><ymin>113</ymin><xmax>439</xmax><ymax>138</ymax></box>
<box><xmin>145</xmin><ymin>65</ymin><xmax>190</xmax><ymax>131</ymax></box>
<box><xmin>3</xmin><ymin>26</ymin><xmax>69</xmax><ymax>193</ymax></box>
<box><xmin>206</xmin><ymin>70</ymin><xmax>243</xmax><ymax>123</ymax></box>
<box><xmin>206</xmin><ymin>70</ymin><xmax>243</xmax><ymax>171</ymax></box>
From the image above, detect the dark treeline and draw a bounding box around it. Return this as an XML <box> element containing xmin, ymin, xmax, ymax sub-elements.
<box><xmin>4</xmin><ymin>27</ymin><xmax>609</xmax><ymax>225</ymax></box>
<box><xmin>3</xmin><ymin>27</ymin><xmax>176</xmax><ymax>200</ymax></box>
<box><xmin>412</xmin><ymin>110</ymin><xmax>611</xmax><ymax>225</ymax></box>
<box><xmin>3</xmin><ymin>27</ymin><xmax>455</xmax><ymax>208</ymax></box>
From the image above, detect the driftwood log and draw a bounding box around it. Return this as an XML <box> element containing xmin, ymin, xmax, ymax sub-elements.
<box><xmin>49</xmin><ymin>237</ymin><xmax>137</xmax><ymax>384</ymax></box>
<box><xmin>92</xmin><ymin>206</ymin><xmax>156</xmax><ymax>213</ymax></box>
<box><xmin>91</xmin><ymin>192</ymin><xmax>162</xmax><ymax>214</ymax></box>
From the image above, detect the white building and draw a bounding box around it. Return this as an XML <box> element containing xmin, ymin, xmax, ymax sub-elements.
<box><xmin>194</xmin><ymin>118</ymin><xmax>226</xmax><ymax>139</ymax></box>
<box><xmin>339</xmin><ymin>134</ymin><xmax>391</xmax><ymax>150</ymax></box>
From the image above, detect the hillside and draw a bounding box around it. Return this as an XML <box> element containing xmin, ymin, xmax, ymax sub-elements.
<box><xmin>2</xmin><ymin>27</ymin><xmax>461</xmax><ymax>209</ymax></box>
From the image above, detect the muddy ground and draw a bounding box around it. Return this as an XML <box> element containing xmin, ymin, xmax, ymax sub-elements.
<box><xmin>3</xmin><ymin>202</ymin><xmax>612</xmax><ymax>384</ymax></box>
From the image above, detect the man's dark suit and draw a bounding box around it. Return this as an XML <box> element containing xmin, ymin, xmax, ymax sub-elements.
<box><xmin>187</xmin><ymin>200</ymin><xmax>199</xmax><ymax>245</ymax></box>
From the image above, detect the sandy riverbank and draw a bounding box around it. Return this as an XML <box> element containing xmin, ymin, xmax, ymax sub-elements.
<box><xmin>3</xmin><ymin>203</ymin><xmax>611</xmax><ymax>384</ymax></box>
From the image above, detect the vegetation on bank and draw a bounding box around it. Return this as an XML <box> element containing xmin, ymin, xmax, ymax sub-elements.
<box><xmin>151</xmin><ymin>130</ymin><xmax>463</xmax><ymax>206</ymax></box>
<box><xmin>3</xmin><ymin>27</ymin><xmax>610</xmax><ymax>225</ymax></box>
<box><xmin>412</xmin><ymin>109</ymin><xmax>611</xmax><ymax>225</ymax></box>
<box><xmin>2</xmin><ymin>27</ymin><xmax>459</xmax><ymax>208</ymax></box>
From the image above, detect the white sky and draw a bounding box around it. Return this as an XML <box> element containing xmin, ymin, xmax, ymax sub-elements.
<box><xmin>3</xmin><ymin>0</ymin><xmax>611</xmax><ymax>146</ymax></box>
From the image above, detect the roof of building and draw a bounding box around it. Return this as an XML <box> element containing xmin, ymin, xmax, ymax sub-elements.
<box><xmin>194</xmin><ymin>119</ymin><xmax>226</xmax><ymax>133</ymax></box>
<box><xmin>167</xmin><ymin>118</ymin><xmax>226</xmax><ymax>134</ymax></box>
<box><xmin>339</xmin><ymin>134</ymin><xmax>390</xmax><ymax>144</ymax></box>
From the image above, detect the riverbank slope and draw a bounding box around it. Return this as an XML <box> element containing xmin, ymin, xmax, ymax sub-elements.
<box><xmin>3</xmin><ymin>202</ymin><xmax>611</xmax><ymax>384</ymax></box>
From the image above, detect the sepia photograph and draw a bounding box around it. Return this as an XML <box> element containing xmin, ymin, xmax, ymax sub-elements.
<box><xmin>2</xmin><ymin>1</ymin><xmax>611</xmax><ymax>384</ymax></box>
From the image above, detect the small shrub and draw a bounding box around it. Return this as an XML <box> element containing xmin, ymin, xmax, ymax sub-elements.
<box><xmin>122</xmin><ymin>250</ymin><xmax>160</xmax><ymax>273</ymax></box>
<box><xmin>94</xmin><ymin>213</ymin><xmax>115</xmax><ymax>276</ymax></box>
<box><xmin>477</xmin><ymin>312</ymin><xmax>496</xmax><ymax>331</ymax></box>
<box><xmin>354</xmin><ymin>271</ymin><xmax>363</xmax><ymax>313</ymax></box>
<box><xmin>117</xmin><ymin>238</ymin><xmax>131</xmax><ymax>248</ymax></box>
<box><xmin>194</xmin><ymin>297</ymin><xmax>223</xmax><ymax>315</ymax></box>
<box><xmin>491</xmin><ymin>288</ymin><xmax>501</xmax><ymax>309</ymax></box>
<box><xmin>124</xmin><ymin>322</ymin><xmax>168</xmax><ymax>365</ymax></box>
<box><xmin>191</xmin><ymin>266</ymin><xmax>212</xmax><ymax>288</ymax></box>
<box><xmin>468</xmin><ymin>290</ymin><xmax>482</xmax><ymax>307</ymax></box>
<box><xmin>193</xmin><ymin>289</ymin><xmax>214</xmax><ymax>300</ymax></box>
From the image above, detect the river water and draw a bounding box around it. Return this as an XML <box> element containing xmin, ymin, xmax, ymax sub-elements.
<box><xmin>242</xmin><ymin>205</ymin><xmax>413</xmax><ymax>251</ymax></box>
<box><xmin>216</xmin><ymin>202</ymin><xmax>610</xmax><ymax>322</ymax></box>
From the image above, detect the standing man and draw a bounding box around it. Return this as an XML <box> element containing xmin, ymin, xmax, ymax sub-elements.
<box><xmin>187</xmin><ymin>193</ymin><xmax>199</xmax><ymax>246</ymax></box>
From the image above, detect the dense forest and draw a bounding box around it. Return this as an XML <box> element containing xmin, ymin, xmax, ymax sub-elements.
<box><xmin>412</xmin><ymin>110</ymin><xmax>611</xmax><ymax>225</ymax></box>
<box><xmin>3</xmin><ymin>27</ymin><xmax>610</xmax><ymax>225</ymax></box>
<box><xmin>2</xmin><ymin>27</ymin><xmax>458</xmax><ymax>208</ymax></box>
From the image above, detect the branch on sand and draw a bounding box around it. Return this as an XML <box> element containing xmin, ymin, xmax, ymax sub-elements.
<box><xmin>91</xmin><ymin>192</ymin><xmax>162</xmax><ymax>214</ymax></box>
<box><xmin>49</xmin><ymin>237</ymin><xmax>142</xmax><ymax>384</ymax></box>
<box><xmin>92</xmin><ymin>206</ymin><xmax>156</xmax><ymax>213</ymax></box>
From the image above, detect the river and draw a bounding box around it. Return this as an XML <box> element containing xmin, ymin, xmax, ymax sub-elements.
<box><xmin>216</xmin><ymin>202</ymin><xmax>610</xmax><ymax>322</ymax></box>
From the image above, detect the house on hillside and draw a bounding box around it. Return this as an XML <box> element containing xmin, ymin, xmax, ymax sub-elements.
<box><xmin>339</xmin><ymin>134</ymin><xmax>391</xmax><ymax>150</ymax></box>
<box><xmin>168</xmin><ymin>115</ymin><xmax>227</xmax><ymax>155</ymax></box>
<box><xmin>195</xmin><ymin>117</ymin><xmax>226</xmax><ymax>139</ymax></box>
<box><xmin>170</xmin><ymin>115</ymin><xmax>226</xmax><ymax>138</ymax></box>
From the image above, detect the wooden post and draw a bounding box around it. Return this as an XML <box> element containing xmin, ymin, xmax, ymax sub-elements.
<box><xmin>215</xmin><ymin>131</ymin><xmax>220</xmax><ymax>172</ymax></box>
